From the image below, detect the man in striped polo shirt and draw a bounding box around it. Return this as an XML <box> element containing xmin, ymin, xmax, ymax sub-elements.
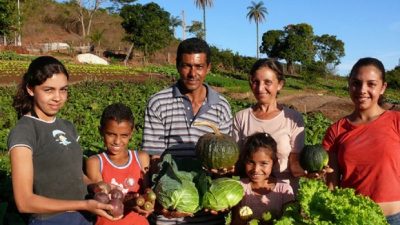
<box><xmin>142</xmin><ymin>37</ymin><xmax>233</xmax><ymax>225</ymax></box>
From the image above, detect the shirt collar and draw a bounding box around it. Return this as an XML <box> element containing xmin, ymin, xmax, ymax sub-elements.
<box><xmin>172</xmin><ymin>82</ymin><xmax>220</xmax><ymax>105</ymax></box>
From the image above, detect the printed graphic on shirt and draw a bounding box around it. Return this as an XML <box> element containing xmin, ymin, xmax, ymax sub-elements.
<box><xmin>110</xmin><ymin>177</ymin><xmax>136</xmax><ymax>194</ymax></box>
<box><xmin>52</xmin><ymin>129</ymin><xmax>71</xmax><ymax>146</ymax></box>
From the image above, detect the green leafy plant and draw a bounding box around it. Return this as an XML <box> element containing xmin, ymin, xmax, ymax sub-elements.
<box><xmin>275</xmin><ymin>178</ymin><xmax>388</xmax><ymax>225</ymax></box>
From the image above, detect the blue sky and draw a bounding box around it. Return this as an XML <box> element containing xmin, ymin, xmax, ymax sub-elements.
<box><xmin>135</xmin><ymin>0</ymin><xmax>400</xmax><ymax>76</ymax></box>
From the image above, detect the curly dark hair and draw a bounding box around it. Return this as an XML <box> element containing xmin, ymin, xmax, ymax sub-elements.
<box><xmin>176</xmin><ymin>37</ymin><xmax>211</xmax><ymax>67</ymax></box>
<box><xmin>99</xmin><ymin>103</ymin><xmax>134</xmax><ymax>133</ymax></box>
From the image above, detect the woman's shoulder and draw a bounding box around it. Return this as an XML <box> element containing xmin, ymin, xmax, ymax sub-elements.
<box><xmin>384</xmin><ymin>110</ymin><xmax>400</xmax><ymax>119</ymax></box>
<box><xmin>282</xmin><ymin>106</ymin><xmax>303</xmax><ymax>117</ymax></box>
<box><xmin>235</xmin><ymin>107</ymin><xmax>252</xmax><ymax>117</ymax></box>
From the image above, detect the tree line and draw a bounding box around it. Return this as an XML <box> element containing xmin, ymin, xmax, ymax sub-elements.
<box><xmin>0</xmin><ymin>0</ymin><xmax>346</xmax><ymax>77</ymax></box>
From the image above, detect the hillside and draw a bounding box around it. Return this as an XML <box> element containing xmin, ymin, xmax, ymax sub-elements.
<box><xmin>20</xmin><ymin>1</ymin><xmax>126</xmax><ymax>50</ymax></box>
<box><xmin>4</xmin><ymin>0</ymin><xmax>178</xmax><ymax>65</ymax></box>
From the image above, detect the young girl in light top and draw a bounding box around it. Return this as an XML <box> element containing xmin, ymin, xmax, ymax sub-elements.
<box><xmin>232</xmin><ymin>132</ymin><xmax>295</xmax><ymax>224</ymax></box>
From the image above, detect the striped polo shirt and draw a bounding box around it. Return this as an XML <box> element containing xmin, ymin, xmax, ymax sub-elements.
<box><xmin>141</xmin><ymin>82</ymin><xmax>233</xmax><ymax>157</ymax></box>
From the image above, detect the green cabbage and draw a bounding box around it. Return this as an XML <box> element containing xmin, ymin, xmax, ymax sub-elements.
<box><xmin>153</xmin><ymin>154</ymin><xmax>201</xmax><ymax>214</ymax></box>
<box><xmin>202</xmin><ymin>177</ymin><xmax>244</xmax><ymax>211</ymax></box>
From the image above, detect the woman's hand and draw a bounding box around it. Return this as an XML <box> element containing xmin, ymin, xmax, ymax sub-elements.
<box><xmin>304</xmin><ymin>165</ymin><xmax>334</xmax><ymax>179</ymax></box>
<box><xmin>86</xmin><ymin>199</ymin><xmax>122</xmax><ymax>221</ymax></box>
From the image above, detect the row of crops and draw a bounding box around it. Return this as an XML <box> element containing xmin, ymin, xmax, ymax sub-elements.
<box><xmin>0</xmin><ymin>80</ymin><xmax>331</xmax><ymax>173</ymax></box>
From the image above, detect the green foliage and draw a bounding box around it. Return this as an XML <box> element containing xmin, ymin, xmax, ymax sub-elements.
<box><xmin>314</xmin><ymin>34</ymin><xmax>345</xmax><ymax>66</ymax></box>
<box><xmin>59</xmin><ymin>80</ymin><xmax>167</xmax><ymax>153</ymax></box>
<box><xmin>0</xmin><ymin>52</ymin><xmax>35</xmax><ymax>61</ymax></box>
<box><xmin>210</xmin><ymin>46</ymin><xmax>257</xmax><ymax>75</ymax></box>
<box><xmin>261</xmin><ymin>23</ymin><xmax>345</xmax><ymax>77</ymax></box>
<box><xmin>301</xmin><ymin>61</ymin><xmax>326</xmax><ymax>84</ymax></box>
<box><xmin>0</xmin><ymin>0</ymin><xmax>17</xmax><ymax>36</ymax></box>
<box><xmin>0</xmin><ymin>86</ymin><xmax>17</xmax><ymax>152</ymax></box>
<box><xmin>386</xmin><ymin>66</ymin><xmax>400</xmax><ymax>89</ymax></box>
<box><xmin>275</xmin><ymin>178</ymin><xmax>388</xmax><ymax>225</ymax></box>
<box><xmin>261</xmin><ymin>23</ymin><xmax>315</xmax><ymax>74</ymax></box>
<box><xmin>303</xmin><ymin>112</ymin><xmax>332</xmax><ymax>145</ymax></box>
<box><xmin>120</xmin><ymin>2</ymin><xmax>173</xmax><ymax>57</ymax></box>
<box><xmin>186</xmin><ymin>20</ymin><xmax>205</xmax><ymax>39</ymax></box>
<box><xmin>153</xmin><ymin>154</ymin><xmax>201</xmax><ymax>214</ymax></box>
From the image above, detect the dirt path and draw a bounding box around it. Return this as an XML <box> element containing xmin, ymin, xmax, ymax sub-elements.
<box><xmin>3</xmin><ymin>72</ymin><xmax>397</xmax><ymax>122</ymax></box>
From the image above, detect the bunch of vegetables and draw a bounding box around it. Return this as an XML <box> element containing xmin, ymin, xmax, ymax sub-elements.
<box><xmin>238</xmin><ymin>206</ymin><xmax>274</xmax><ymax>225</ymax></box>
<box><xmin>273</xmin><ymin>178</ymin><xmax>388</xmax><ymax>225</ymax></box>
<box><xmin>152</xmin><ymin>154</ymin><xmax>244</xmax><ymax>215</ymax></box>
<box><xmin>124</xmin><ymin>188</ymin><xmax>156</xmax><ymax>212</ymax></box>
<box><xmin>88</xmin><ymin>181</ymin><xmax>156</xmax><ymax>218</ymax></box>
<box><xmin>88</xmin><ymin>181</ymin><xmax>125</xmax><ymax>217</ymax></box>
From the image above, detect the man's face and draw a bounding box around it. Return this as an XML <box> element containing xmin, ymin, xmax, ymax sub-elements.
<box><xmin>177</xmin><ymin>53</ymin><xmax>210</xmax><ymax>92</ymax></box>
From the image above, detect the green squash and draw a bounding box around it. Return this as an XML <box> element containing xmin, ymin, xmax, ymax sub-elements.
<box><xmin>194</xmin><ymin>121</ymin><xmax>239</xmax><ymax>171</ymax></box>
<box><xmin>299</xmin><ymin>144</ymin><xmax>329</xmax><ymax>172</ymax></box>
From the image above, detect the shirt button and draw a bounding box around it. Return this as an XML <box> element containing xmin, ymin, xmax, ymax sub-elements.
<box><xmin>187</xmin><ymin>107</ymin><xmax>190</xmax><ymax>110</ymax></box>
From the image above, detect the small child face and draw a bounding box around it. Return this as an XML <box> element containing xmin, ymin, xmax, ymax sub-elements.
<box><xmin>245</xmin><ymin>147</ymin><xmax>274</xmax><ymax>183</ymax></box>
<box><xmin>102</xmin><ymin>119</ymin><xmax>133</xmax><ymax>154</ymax></box>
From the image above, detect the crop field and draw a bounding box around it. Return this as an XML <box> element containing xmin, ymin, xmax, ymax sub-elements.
<box><xmin>0</xmin><ymin>58</ymin><xmax>398</xmax><ymax>224</ymax></box>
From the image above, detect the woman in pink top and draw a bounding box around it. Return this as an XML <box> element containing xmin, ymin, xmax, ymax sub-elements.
<box><xmin>233</xmin><ymin>58</ymin><xmax>305</xmax><ymax>193</ymax></box>
<box><xmin>323</xmin><ymin>57</ymin><xmax>400</xmax><ymax>225</ymax></box>
<box><xmin>232</xmin><ymin>132</ymin><xmax>294</xmax><ymax>225</ymax></box>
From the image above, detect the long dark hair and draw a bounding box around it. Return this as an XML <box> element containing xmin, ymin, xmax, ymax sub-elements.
<box><xmin>349</xmin><ymin>57</ymin><xmax>386</xmax><ymax>106</ymax></box>
<box><xmin>12</xmin><ymin>56</ymin><xmax>69</xmax><ymax>118</ymax></box>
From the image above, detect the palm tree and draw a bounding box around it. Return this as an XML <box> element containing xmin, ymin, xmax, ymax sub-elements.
<box><xmin>170</xmin><ymin>15</ymin><xmax>182</xmax><ymax>38</ymax></box>
<box><xmin>194</xmin><ymin>0</ymin><xmax>213</xmax><ymax>40</ymax></box>
<box><xmin>247</xmin><ymin>1</ymin><xmax>268</xmax><ymax>59</ymax></box>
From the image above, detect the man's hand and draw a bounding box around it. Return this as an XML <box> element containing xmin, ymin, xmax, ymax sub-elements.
<box><xmin>154</xmin><ymin>202</ymin><xmax>193</xmax><ymax>218</ymax></box>
<box><xmin>204</xmin><ymin>207</ymin><xmax>230</xmax><ymax>215</ymax></box>
<box><xmin>160</xmin><ymin>208</ymin><xmax>194</xmax><ymax>218</ymax></box>
<box><xmin>207</xmin><ymin>166</ymin><xmax>235</xmax><ymax>177</ymax></box>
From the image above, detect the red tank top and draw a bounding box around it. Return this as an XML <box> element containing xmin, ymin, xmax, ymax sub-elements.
<box><xmin>96</xmin><ymin>150</ymin><xmax>149</xmax><ymax>225</ymax></box>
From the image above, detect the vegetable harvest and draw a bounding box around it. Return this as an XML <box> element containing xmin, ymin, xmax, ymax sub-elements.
<box><xmin>153</xmin><ymin>154</ymin><xmax>201</xmax><ymax>214</ymax></box>
<box><xmin>299</xmin><ymin>144</ymin><xmax>329</xmax><ymax>172</ymax></box>
<box><xmin>194</xmin><ymin>121</ymin><xmax>240</xmax><ymax>172</ymax></box>
<box><xmin>202</xmin><ymin>177</ymin><xmax>244</xmax><ymax>211</ymax></box>
<box><xmin>274</xmin><ymin>178</ymin><xmax>388</xmax><ymax>225</ymax></box>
